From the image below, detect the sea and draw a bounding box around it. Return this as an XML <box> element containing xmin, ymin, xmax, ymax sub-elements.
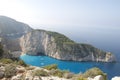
<box><xmin>20</xmin><ymin>54</ymin><xmax>120</xmax><ymax>80</ymax></box>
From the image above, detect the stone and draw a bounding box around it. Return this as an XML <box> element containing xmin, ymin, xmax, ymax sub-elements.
<box><xmin>33</xmin><ymin>76</ymin><xmax>42</xmax><ymax>80</ymax></box>
<box><xmin>16</xmin><ymin>66</ymin><xmax>26</xmax><ymax>73</ymax></box>
<box><xmin>112</xmin><ymin>76</ymin><xmax>120</xmax><ymax>80</ymax></box>
<box><xmin>87</xmin><ymin>75</ymin><xmax>104</xmax><ymax>80</ymax></box>
<box><xmin>94</xmin><ymin>75</ymin><xmax>104</xmax><ymax>80</ymax></box>
<box><xmin>25</xmin><ymin>70</ymin><xmax>33</xmax><ymax>80</ymax></box>
<box><xmin>0</xmin><ymin>71</ymin><xmax>4</xmax><ymax>79</ymax></box>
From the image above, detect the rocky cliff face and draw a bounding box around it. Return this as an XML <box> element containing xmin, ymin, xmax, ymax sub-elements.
<box><xmin>20</xmin><ymin>30</ymin><xmax>116</xmax><ymax>62</ymax></box>
<box><xmin>0</xmin><ymin>16</ymin><xmax>32</xmax><ymax>58</ymax></box>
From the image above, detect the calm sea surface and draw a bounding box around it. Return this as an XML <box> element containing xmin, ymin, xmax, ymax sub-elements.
<box><xmin>20</xmin><ymin>54</ymin><xmax>120</xmax><ymax>80</ymax></box>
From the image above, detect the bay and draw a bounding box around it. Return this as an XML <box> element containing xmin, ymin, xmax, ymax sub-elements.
<box><xmin>20</xmin><ymin>54</ymin><xmax>120</xmax><ymax>80</ymax></box>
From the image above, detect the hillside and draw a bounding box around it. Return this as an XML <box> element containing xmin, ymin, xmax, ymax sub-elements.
<box><xmin>0</xmin><ymin>16</ymin><xmax>32</xmax><ymax>38</ymax></box>
<box><xmin>20</xmin><ymin>30</ymin><xmax>116</xmax><ymax>62</ymax></box>
<box><xmin>0</xmin><ymin>16</ymin><xmax>116</xmax><ymax>62</ymax></box>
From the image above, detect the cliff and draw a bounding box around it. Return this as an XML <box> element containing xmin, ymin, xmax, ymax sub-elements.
<box><xmin>0</xmin><ymin>16</ymin><xmax>116</xmax><ymax>62</ymax></box>
<box><xmin>20</xmin><ymin>30</ymin><xmax>116</xmax><ymax>62</ymax></box>
<box><xmin>0</xmin><ymin>16</ymin><xmax>32</xmax><ymax>57</ymax></box>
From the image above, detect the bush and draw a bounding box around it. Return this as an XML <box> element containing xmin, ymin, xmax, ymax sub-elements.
<box><xmin>4</xmin><ymin>64</ymin><xmax>16</xmax><ymax>78</ymax></box>
<box><xmin>17</xmin><ymin>60</ymin><xmax>27</xmax><ymax>67</ymax></box>
<box><xmin>49</xmin><ymin>69</ymin><xmax>69</xmax><ymax>78</ymax></box>
<box><xmin>83</xmin><ymin>67</ymin><xmax>107</xmax><ymax>80</ymax></box>
<box><xmin>32</xmin><ymin>69</ymin><xmax>49</xmax><ymax>76</ymax></box>
<box><xmin>43</xmin><ymin>64</ymin><xmax>58</xmax><ymax>70</ymax></box>
<box><xmin>0</xmin><ymin>58</ymin><xmax>13</xmax><ymax>64</ymax></box>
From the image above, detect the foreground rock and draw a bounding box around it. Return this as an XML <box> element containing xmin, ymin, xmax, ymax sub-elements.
<box><xmin>88</xmin><ymin>75</ymin><xmax>104</xmax><ymax>80</ymax></box>
<box><xmin>111</xmin><ymin>76</ymin><xmax>120</xmax><ymax>80</ymax></box>
<box><xmin>0</xmin><ymin>62</ymin><xmax>72</xmax><ymax>80</ymax></box>
<box><xmin>20</xmin><ymin>30</ymin><xmax>116</xmax><ymax>62</ymax></box>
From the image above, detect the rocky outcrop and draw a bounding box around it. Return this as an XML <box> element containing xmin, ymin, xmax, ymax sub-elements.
<box><xmin>88</xmin><ymin>75</ymin><xmax>104</xmax><ymax>80</ymax></box>
<box><xmin>20</xmin><ymin>30</ymin><xmax>116</xmax><ymax>62</ymax></box>
<box><xmin>0</xmin><ymin>63</ymin><xmax>71</xmax><ymax>80</ymax></box>
<box><xmin>112</xmin><ymin>76</ymin><xmax>120</xmax><ymax>80</ymax></box>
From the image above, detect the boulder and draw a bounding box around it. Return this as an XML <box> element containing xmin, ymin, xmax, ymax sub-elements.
<box><xmin>11</xmin><ymin>74</ymin><xmax>23</xmax><ymax>80</ymax></box>
<box><xmin>112</xmin><ymin>76</ymin><xmax>120</xmax><ymax>80</ymax></box>
<box><xmin>87</xmin><ymin>75</ymin><xmax>104</xmax><ymax>80</ymax></box>
<box><xmin>94</xmin><ymin>75</ymin><xmax>104</xmax><ymax>80</ymax></box>
<box><xmin>0</xmin><ymin>71</ymin><xmax>4</xmax><ymax>79</ymax></box>
<box><xmin>33</xmin><ymin>76</ymin><xmax>42</xmax><ymax>80</ymax></box>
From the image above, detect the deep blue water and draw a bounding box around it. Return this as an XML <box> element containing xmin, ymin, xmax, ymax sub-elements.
<box><xmin>20</xmin><ymin>54</ymin><xmax>120</xmax><ymax>80</ymax></box>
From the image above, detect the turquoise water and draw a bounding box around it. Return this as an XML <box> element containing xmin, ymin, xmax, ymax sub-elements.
<box><xmin>20</xmin><ymin>54</ymin><xmax>120</xmax><ymax>80</ymax></box>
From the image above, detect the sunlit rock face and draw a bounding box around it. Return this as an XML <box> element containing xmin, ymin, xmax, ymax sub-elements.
<box><xmin>20</xmin><ymin>30</ymin><xmax>116</xmax><ymax>62</ymax></box>
<box><xmin>112</xmin><ymin>76</ymin><xmax>120</xmax><ymax>80</ymax></box>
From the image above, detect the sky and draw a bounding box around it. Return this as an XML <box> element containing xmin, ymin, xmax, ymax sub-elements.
<box><xmin>0</xmin><ymin>0</ymin><xmax>120</xmax><ymax>56</ymax></box>
<box><xmin>0</xmin><ymin>0</ymin><xmax>120</xmax><ymax>28</ymax></box>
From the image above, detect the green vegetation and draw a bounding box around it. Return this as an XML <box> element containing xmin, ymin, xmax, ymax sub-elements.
<box><xmin>17</xmin><ymin>60</ymin><xmax>28</xmax><ymax>67</ymax></box>
<box><xmin>77</xmin><ymin>76</ymin><xmax>87</xmax><ymax>80</ymax></box>
<box><xmin>47</xmin><ymin>31</ymin><xmax>74</xmax><ymax>44</ymax></box>
<box><xmin>49</xmin><ymin>69</ymin><xmax>68</xmax><ymax>77</ymax></box>
<box><xmin>32</xmin><ymin>69</ymin><xmax>49</xmax><ymax>76</ymax></box>
<box><xmin>83</xmin><ymin>67</ymin><xmax>107</xmax><ymax>80</ymax></box>
<box><xmin>43</xmin><ymin>64</ymin><xmax>58</xmax><ymax>70</ymax></box>
<box><xmin>4</xmin><ymin>64</ymin><xmax>17</xmax><ymax>78</ymax></box>
<box><xmin>0</xmin><ymin>43</ymin><xmax>4</xmax><ymax>57</ymax></box>
<box><xmin>0</xmin><ymin>58</ymin><xmax>14</xmax><ymax>64</ymax></box>
<box><xmin>47</xmin><ymin>31</ymin><xmax>76</xmax><ymax>50</ymax></box>
<box><xmin>43</xmin><ymin>64</ymin><xmax>71</xmax><ymax>78</ymax></box>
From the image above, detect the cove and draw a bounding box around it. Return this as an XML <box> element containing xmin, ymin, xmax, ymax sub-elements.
<box><xmin>20</xmin><ymin>54</ymin><xmax>120</xmax><ymax>80</ymax></box>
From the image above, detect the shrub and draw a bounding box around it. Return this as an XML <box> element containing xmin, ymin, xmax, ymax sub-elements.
<box><xmin>17</xmin><ymin>60</ymin><xmax>27</xmax><ymax>67</ymax></box>
<box><xmin>4</xmin><ymin>64</ymin><xmax>16</xmax><ymax>78</ymax></box>
<box><xmin>0</xmin><ymin>58</ymin><xmax>13</xmax><ymax>64</ymax></box>
<box><xmin>77</xmin><ymin>77</ymin><xmax>87</xmax><ymax>80</ymax></box>
<box><xmin>43</xmin><ymin>64</ymin><xmax>58</xmax><ymax>70</ymax></box>
<box><xmin>49</xmin><ymin>69</ymin><xmax>69</xmax><ymax>78</ymax></box>
<box><xmin>32</xmin><ymin>69</ymin><xmax>49</xmax><ymax>76</ymax></box>
<box><xmin>83</xmin><ymin>67</ymin><xmax>107</xmax><ymax>80</ymax></box>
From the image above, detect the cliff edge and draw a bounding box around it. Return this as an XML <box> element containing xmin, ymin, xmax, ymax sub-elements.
<box><xmin>20</xmin><ymin>30</ymin><xmax>116</xmax><ymax>62</ymax></box>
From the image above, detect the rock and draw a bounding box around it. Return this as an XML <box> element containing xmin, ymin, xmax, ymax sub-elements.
<box><xmin>112</xmin><ymin>76</ymin><xmax>120</xmax><ymax>80</ymax></box>
<box><xmin>16</xmin><ymin>66</ymin><xmax>26</xmax><ymax>73</ymax></box>
<box><xmin>0</xmin><ymin>16</ymin><xmax>116</xmax><ymax>62</ymax></box>
<box><xmin>0</xmin><ymin>66</ymin><xmax>5</xmax><ymax>79</ymax></box>
<box><xmin>88</xmin><ymin>75</ymin><xmax>104</xmax><ymax>80</ymax></box>
<box><xmin>0</xmin><ymin>66</ymin><xmax>5</xmax><ymax>71</ymax></box>
<box><xmin>63</xmin><ymin>73</ymin><xmax>74</xmax><ymax>79</ymax></box>
<box><xmin>20</xmin><ymin>30</ymin><xmax>116</xmax><ymax>62</ymax></box>
<box><xmin>0</xmin><ymin>71</ymin><xmax>4</xmax><ymax>79</ymax></box>
<box><xmin>25</xmin><ymin>70</ymin><xmax>33</xmax><ymax>80</ymax></box>
<box><xmin>11</xmin><ymin>74</ymin><xmax>23</xmax><ymax>80</ymax></box>
<box><xmin>33</xmin><ymin>76</ymin><xmax>42</xmax><ymax>80</ymax></box>
<box><xmin>94</xmin><ymin>75</ymin><xmax>104</xmax><ymax>80</ymax></box>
